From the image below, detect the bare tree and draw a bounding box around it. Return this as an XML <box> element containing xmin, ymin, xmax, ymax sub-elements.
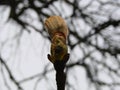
<box><xmin>0</xmin><ymin>0</ymin><xmax>120</xmax><ymax>90</ymax></box>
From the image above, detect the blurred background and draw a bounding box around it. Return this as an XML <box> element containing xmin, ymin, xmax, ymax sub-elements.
<box><xmin>0</xmin><ymin>0</ymin><xmax>120</xmax><ymax>90</ymax></box>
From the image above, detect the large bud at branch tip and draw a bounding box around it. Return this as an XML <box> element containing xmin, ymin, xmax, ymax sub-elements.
<box><xmin>44</xmin><ymin>16</ymin><xmax>69</xmax><ymax>63</ymax></box>
<box><xmin>44</xmin><ymin>16</ymin><xmax>69</xmax><ymax>40</ymax></box>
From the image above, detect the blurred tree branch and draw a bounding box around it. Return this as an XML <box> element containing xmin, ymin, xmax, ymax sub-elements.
<box><xmin>0</xmin><ymin>57</ymin><xmax>22</xmax><ymax>90</ymax></box>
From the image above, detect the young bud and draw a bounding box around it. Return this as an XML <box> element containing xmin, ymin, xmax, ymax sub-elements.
<box><xmin>44</xmin><ymin>16</ymin><xmax>69</xmax><ymax>63</ymax></box>
<box><xmin>44</xmin><ymin>16</ymin><xmax>68</xmax><ymax>40</ymax></box>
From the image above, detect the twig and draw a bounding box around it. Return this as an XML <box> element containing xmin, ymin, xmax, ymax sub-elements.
<box><xmin>48</xmin><ymin>53</ymin><xmax>69</xmax><ymax>90</ymax></box>
<box><xmin>45</xmin><ymin>16</ymin><xmax>70</xmax><ymax>90</ymax></box>
<box><xmin>0</xmin><ymin>57</ymin><xmax>23</xmax><ymax>90</ymax></box>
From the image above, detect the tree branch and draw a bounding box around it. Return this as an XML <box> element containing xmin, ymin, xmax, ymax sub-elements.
<box><xmin>49</xmin><ymin>54</ymin><xmax>70</xmax><ymax>90</ymax></box>
<box><xmin>0</xmin><ymin>57</ymin><xmax>23</xmax><ymax>90</ymax></box>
